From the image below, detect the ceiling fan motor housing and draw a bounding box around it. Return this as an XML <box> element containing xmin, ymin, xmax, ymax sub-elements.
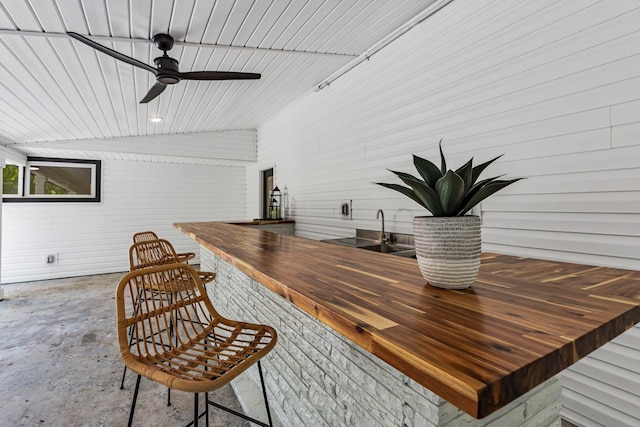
<box><xmin>154</xmin><ymin>56</ymin><xmax>180</xmax><ymax>84</ymax></box>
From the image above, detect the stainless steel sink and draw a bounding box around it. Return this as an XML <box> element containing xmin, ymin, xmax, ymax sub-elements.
<box><xmin>320</xmin><ymin>229</ymin><xmax>416</xmax><ymax>258</ymax></box>
<box><xmin>359</xmin><ymin>243</ymin><xmax>416</xmax><ymax>258</ymax></box>
<box><xmin>323</xmin><ymin>237</ymin><xmax>379</xmax><ymax>247</ymax></box>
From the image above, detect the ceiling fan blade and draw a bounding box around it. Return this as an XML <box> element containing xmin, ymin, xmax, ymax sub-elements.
<box><xmin>177</xmin><ymin>71</ymin><xmax>261</xmax><ymax>81</ymax></box>
<box><xmin>67</xmin><ymin>32</ymin><xmax>157</xmax><ymax>75</ymax></box>
<box><xmin>139</xmin><ymin>82</ymin><xmax>167</xmax><ymax>104</ymax></box>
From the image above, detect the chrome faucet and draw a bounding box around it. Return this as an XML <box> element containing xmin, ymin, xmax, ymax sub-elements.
<box><xmin>376</xmin><ymin>209</ymin><xmax>387</xmax><ymax>244</ymax></box>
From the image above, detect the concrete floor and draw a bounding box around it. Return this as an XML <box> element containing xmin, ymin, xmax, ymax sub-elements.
<box><xmin>0</xmin><ymin>272</ymin><xmax>249</xmax><ymax>427</ymax></box>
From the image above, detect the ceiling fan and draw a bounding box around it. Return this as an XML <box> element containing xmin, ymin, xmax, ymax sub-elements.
<box><xmin>67</xmin><ymin>32</ymin><xmax>261</xmax><ymax>104</ymax></box>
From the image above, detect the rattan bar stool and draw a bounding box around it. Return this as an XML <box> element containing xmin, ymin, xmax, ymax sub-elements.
<box><xmin>133</xmin><ymin>230</ymin><xmax>196</xmax><ymax>264</ymax></box>
<box><xmin>116</xmin><ymin>263</ymin><xmax>277</xmax><ymax>427</ymax></box>
<box><xmin>120</xmin><ymin>239</ymin><xmax>217</xmax><ymax>389</ymax></box>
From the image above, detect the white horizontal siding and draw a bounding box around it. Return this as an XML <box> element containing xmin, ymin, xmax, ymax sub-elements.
<box><xmin>256</xmin><ymin>1</ymin><xmax>640</xmax><ymax>426</ymax></box>
<box><xmin>561</xmin><ymin>325</ymin><xmax>640</xmax><ymax>427</ymax></box>
<box><xmin>1</xmin><ymin>159</ymin><xmax>246</xmax><ymax>283</ymax></box>
<box><xmin>259</xmin><ymin>0</ymin><xmax>640</xmax><ymax>264</ymax></box>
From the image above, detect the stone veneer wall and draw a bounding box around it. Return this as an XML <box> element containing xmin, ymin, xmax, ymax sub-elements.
<box><xmin>202</xmin><ymin>247</ymin><xmax>561</xmax><ymax>427</ymax></box>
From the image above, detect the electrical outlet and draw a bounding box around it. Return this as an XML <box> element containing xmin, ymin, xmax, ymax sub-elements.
<box><xmin>340</xmin><ymin>200</ymin><xmax>352</xmax><ymax>219</ymax></box>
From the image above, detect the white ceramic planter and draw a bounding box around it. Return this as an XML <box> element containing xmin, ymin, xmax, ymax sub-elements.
<box><xmin>413</xmin><ymin>216</ymin><xmax>481</xmax><ymax>289</ymax></box>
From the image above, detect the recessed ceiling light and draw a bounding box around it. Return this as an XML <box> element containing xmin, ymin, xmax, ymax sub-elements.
<box><xmin>150</xmin><ymin>117</ymin><xmax>162</xmax><ymax>123</ymax></box>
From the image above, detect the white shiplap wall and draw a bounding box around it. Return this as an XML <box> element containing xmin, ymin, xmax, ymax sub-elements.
<box><xmin>1</xmin><ymin>159</ymin><xmax>246</xmax><ymax>283</ymax></box>
<box><xmin>256</xmin><ymin>1</ymin><xmax>640</xmax><ymax>426</ymax></box>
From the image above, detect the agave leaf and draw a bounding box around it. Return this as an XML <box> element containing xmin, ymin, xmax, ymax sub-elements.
<box><xmin>389</xmin><ymin>171</ymin><xmax>445</xmax><ymax>215</ymax></box>
<box><xmin>438</xmin><ymin>139</ymin><xmax>447</xmax><ymax>174</ymax></box>
<box><xmin>457</xmin><ymin>178</ymin><xmax>524</xmax><ymax>215</ymax></box>
<box><xmin>463</xmin><ymin>175</ymin><xmax>505</xmax><ymax>200</ymax></box>
<box><xmin>413</xmin><ymin>154</ymin><xmax>442</xmax><ymax>188</ymax></box>
<box><xmin>471</xmin><ymin>154</ymin><xmax>504</xmax><ymax>184</ymax></box>
<box><xmin>455</xmin><ymin>158</ymin><xmax>474</xmax><ymax>192</ymax></box>
<box><xmin>375</xmin><ymin>183</ymin><xmax>425</xmax><ymax>209</ymax></box>
<box><xmin>401</xmin><ymin>178</ymin><xmax>445</xmax><ymax>216</ymax></box>
<box><xmin>388</xmin><ymin>169</ymin><xmax>424</xmax><ymax>185</ymax></box>
<box><xmin>435</xmin><ymin>170</ymin><xmax>466</xmax><ymax>215</ymax></box>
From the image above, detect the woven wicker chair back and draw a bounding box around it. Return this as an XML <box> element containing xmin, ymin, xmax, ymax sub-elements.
<box><xmin>132</xmin><ymin>231</ymin><xmax>160</xmax><ymax>243</ymax></box>
<box><xmin>129</xmin><ymin>239</ymin><xmax>179</xmax><ymax>271</ymax></box>
<box><xmin>132</xmin><ymin>231</ymin><xmax>196</xmax><ymax>265</ymax></box>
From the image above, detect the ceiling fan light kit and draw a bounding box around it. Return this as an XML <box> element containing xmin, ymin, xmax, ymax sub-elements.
<box><xmin>67</xmin><ymin>32</ymin><xmax>261</xmax><ymax>104</ymax></box>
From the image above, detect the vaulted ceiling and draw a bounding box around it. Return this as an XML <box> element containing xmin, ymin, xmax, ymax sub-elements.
<box><xmin>0</xmin><ymin>0</ymin><xmax>446</xmax><ymax>159</ymax></box>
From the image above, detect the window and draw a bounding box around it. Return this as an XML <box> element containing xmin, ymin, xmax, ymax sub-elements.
<box><xmin>3</xmin><ymin>157</ymin><xmax>101</xmax><ymax>202</ymax></box>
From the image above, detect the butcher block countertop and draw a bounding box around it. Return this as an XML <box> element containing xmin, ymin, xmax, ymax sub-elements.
<box><xmin>175</xmin><ymin>221</ymin><xmax>640</xmax><ymax>419</ymax></box>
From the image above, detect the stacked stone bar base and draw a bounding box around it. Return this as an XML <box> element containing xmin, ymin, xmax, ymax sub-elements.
<box><xmin>202</xmin><ymin>248</ymin><xmax>561</xmax><ymax>427</ymax></box>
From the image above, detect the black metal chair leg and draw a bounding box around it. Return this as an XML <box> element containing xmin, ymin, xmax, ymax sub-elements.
<box><xmin>168</xmin><ymin>387</ymin><xmax>171</xmax><ymax>406</ymax></box>
<box><xmin>128</xmin><ymin>375</ymin><xmax>142</xmax><ymax>427</ymax></box>
<box><xmin>258</xmin><ymin>361</ymin><xmax>274</xmax><ymax>427</ymax></box>
<box><xmin>194</xmin><ymin>393</ymin><xmax>199</xmax><ymax>427</ymax></box>
<box><xmin>205</xmin><ymin>392</ymin><xmax>209</xmax><ymax>427</ymax></box>
<box><xmin>120</xmin><ymin>366</ymin><xmax>128</xmax><ymax>390</ymax></box>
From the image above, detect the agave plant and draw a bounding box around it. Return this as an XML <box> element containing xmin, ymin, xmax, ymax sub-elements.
<box><xmin>376</xmin><ymin>140</ymin><xmax>522</xmax><ymax>217</ymax></box>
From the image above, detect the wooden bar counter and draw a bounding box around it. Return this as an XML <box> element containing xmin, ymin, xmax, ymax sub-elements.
<box><xmin>176</xmin><ymin>221</ymin><xmax>640</xmax><ymax>423</ymax></box>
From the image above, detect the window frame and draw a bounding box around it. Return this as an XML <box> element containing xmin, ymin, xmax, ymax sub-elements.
<box><xmin>3</xmin><ymin>157</ymin><xmax>102</xmax><ymax>203</ymax></box>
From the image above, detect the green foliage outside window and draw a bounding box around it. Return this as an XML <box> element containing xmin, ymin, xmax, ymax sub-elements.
<box><xmin>44</xmin><ymin>181</ymin><xmax>70</xmax><ymax>194</ymax></box>
<box><xmin>29</xmin><ymin>173</ymin><xmax>70</xmax><ymax>195</ymax></box>
<box><xmin>2</xmin><ymin>164</ymin><xmax>19</xmax><ymax>195</ymax></box>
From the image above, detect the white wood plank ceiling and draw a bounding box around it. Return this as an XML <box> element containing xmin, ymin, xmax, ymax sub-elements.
<box><xmin>0</xmin><ymin>0</ymin><xmax>444</xmax><ymax>159</ymax></box>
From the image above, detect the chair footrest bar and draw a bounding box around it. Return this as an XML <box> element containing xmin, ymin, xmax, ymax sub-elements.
<box><xmin>182</xmin><ymin>409</ymin><xmax>207</xmax><ymax>427</ymax></box>
<box><xmin>206</xmin><ymin>399</ymin><xmax>271</xmax><ymax>427</ymax></box>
